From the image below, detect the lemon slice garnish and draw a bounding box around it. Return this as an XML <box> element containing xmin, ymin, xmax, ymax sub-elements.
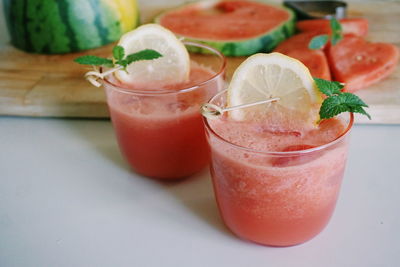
<box><xmin>115</xmin><ymin>24</ymin><xmax>190</xmax><ymax>88</ymax></box>
<box><xmin>227</xmin><ymin>53</ymin><xmax>323</xmax><ymax>125</ymax></box>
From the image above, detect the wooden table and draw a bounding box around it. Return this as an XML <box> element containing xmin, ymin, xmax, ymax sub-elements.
<box><xmin>0</xmin><ymin>0</ymin><xmax>399</xmax><ymax>124</ymax></box>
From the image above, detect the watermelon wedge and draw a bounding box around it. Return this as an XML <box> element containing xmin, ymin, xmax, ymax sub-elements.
<box><xmin>327</xmin><ymin>35</ymin><xmax>399</xmax><ymax>92</ymax></box>
<box><xmin>273</xmin><ymin>31</ymin><xmax>324</xmax><ymax>54</ymax></box>
<box><xmin>297</xmin><ymin>18</ymin><xmax>369</xmax><ymax>37</ymax></box>
<box><xmin>274</xmin><ymin>32</ymin><xmax>331</xmax><ymax>80</ymax></box>
<box><xmin>155</xmin><ymin>0</ymin><xmax>295</xmax><ymax>56</ymax></box>
<box><xmin>283</xmin><ymin>49</ymin><xmax>331</xmax><ymax>80</ymax></box>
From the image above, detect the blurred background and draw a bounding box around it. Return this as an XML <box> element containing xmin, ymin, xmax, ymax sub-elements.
<box><xmin>0</xmin><ymin>1</ymin><xmax>7</xmax><ymax>44</ymax></box>
<box><xmin>0</xmin><ymin>0</ymin><xmax>286</xmax><ymax>46</ymax></box>
<box><xmin>0</xmin><ymin>0</ymin><xmax>207</xmax><ymax>46</ymax></box>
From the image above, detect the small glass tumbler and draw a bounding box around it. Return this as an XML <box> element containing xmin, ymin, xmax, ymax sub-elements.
<box><xmin>203</xmin><ymin>90</ymin><xmax>354</xmax><ymax>246</ymax></box>
<box><xmin>103</xmin><ymin>42</ymin><xmax>226</xmax><ymax>179</ymax></box>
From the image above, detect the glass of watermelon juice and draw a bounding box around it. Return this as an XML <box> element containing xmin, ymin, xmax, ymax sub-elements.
<box><xmin>203</xmin><ymin>91</ymin><xmax>354</xmax><ymax>246</ymax></box>
<box><xmin>103</xmin><ymin>42</ymin><xmax>226</xmax><ymax>179</ymax></box>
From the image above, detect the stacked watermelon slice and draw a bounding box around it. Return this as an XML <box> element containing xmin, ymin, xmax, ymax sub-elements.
<box><xmin>157</xmin><ymin>0</ymin><xmax>398</xmax><ymax>93</ymax></box>
<box><xmin>274</xmin><ymin>18</ymin><xmax>399</xmax><ymax>92</ymax></box>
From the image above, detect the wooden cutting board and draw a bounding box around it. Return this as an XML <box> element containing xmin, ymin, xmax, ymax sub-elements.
<box><xmin>0</xmin><ymin>1</ymin><xmax>399</xmax><ymax>124</ymax></box>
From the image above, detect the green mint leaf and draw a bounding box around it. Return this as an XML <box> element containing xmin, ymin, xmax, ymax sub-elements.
<box><xmin>314</xmin><ymin>77</ymin><xmax>344</xmax><ymax>96</ymax></box>
<box><xmin>113</xmin><ymin>46</ymin><xmax>125</xmax><ymax>61</ymax></box>
<box><xmin>350</xmin><ymin>105</ymin><xmax>372</xmax><ymax>120</ymax></box>
<box><xmin>340</xmin><ymin>92</ymin><xmax>369</xmax><ymax>108</ymax></box>
<box><xmin>319</xmin><ymin>93</ymin><xmax>371</xmax><ymax>120</ymax></box>
<box><xmin>331</xmin><ymin>32</ymin><xmax>343</xmax><ymax>46</ymax></box>
<box><xmin>309</xmin><ymin>34</ymin><xmax>329</xmax><ymax>50</ymax></box>
<box><xmin>320</xmin><ymin>95</ymin><xmax>350</xmax><ymax>119</ymax></box>
<box><xmin>116</xmin><ymin>59</ymin><xmax>129</xmax><ymax>70</ymax></box>
<box><xmin>330</xmin><ymin>17</ymin><xmax>342</xmax><ymax>33</ymax></box>
<box><xmin>330</xmin><ymin>17</ymin><xmax>343</xmax><ymax>46</ymax></box>
<box><xmin>125</xmin><ymin>49</ymin><xmax>163</xmax><ymax>65</ymax></box>
<box><xmin>74</xmin><ymin>55</ymin><xmax>113</xmax><ymax>66</ymax></box>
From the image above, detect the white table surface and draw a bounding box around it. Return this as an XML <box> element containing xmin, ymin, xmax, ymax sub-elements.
<box><xmin>0</xmin><ymin>117</ymin><xmax>399</xmax><ymax>267</ymax></box>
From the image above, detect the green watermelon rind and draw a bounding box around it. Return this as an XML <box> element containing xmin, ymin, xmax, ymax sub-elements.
<box><xmin>3</xmin><ymin>0</ymin><xmax>140</xmax><ymax>54</ymax></box>
<box><xmin>154</xmin><ymin>1</ymin><xmax>296</xmax><ymax>57</ymax></box>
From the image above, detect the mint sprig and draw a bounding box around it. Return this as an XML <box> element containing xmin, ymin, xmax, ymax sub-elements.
<box><xmin>74</xmin><ymin>45</ymin><xmax>162</xmax><ymax>71</ymax></box>
<box><xmin>74</xmin><ymin>55</ymin><xmax>113</xmax><ymax>67</ymax></box>
<box><xmin>330</xmin><ymin>17</ymin><xmax>343</xmax><ymax>45</ymax></box>
<box><xmin>314</xmin><ymin>78</ymin><xmax>371</xmax><ymax>120</ymax></box>
<box><xmin>308</xmin><ymin>17</ymin><xmax>343</xmax><ymax>50</ymax></box>
<box><xmin>118</xmin><ymin>49</ymin><xmax>163</xmax><ymax>69</ymax></box>
<box><xmin>314</xmin><ymin>78</ymin><xmax>343</xmax><ymax>95</ymax></box>
<box><xmin>309</xmin><ymin>34</ymin><xmax>329</xmax><ymax>50</ymax></box>
<box><xmin>113</xmin><ymin>45</ymin><xmax>125</xmax><ymax>61</ymax></box>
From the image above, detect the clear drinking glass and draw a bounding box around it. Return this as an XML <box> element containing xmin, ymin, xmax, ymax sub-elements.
<box><xmin>103</xmin><ymin>42</ymin><xmax>226</xmax><ymax>179</ymax></box>
<box><xmin>203</xmin><ymin>90</ymin><xmax>354</xmax><ymax>246</ymax></box>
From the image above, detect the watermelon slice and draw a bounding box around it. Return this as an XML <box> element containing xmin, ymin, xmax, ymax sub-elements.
<box><xmin>283</xmin><ymin>49</ymin><xmax>331</xmax><ymax>80</ymax></box>
<box><xmin>274</xmin><ymin>32</ymin><xmax>331</xmax><ymax>80</ymax></box>
<box><xmin>327</xmin><ymin>35</ymin><xmax>399</xmax><ymax>92</ymax></box>
<box><xmin>273</xmin><ymin>31</ymin><xmax>324</xmax><ymax>54</ymax></box>
<box><xmin>297</xmin><ymin>18</ymin><xmax>369</xmax><ymax>37</ymax></box>
<box><xmin>155</xmin><ymin>0</ymin><xmax>295</xmax><ymax>56</ymax></box>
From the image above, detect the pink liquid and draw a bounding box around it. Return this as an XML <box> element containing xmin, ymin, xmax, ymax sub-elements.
<box><xmin>105</xmin><ymin>65</ymin><xmax>222</xmax><ymax>179</ymax></box>
<box><xmin>207</xmin><ymin>117</ymin><xmax>350</xmax><ymax>246</ymax></box>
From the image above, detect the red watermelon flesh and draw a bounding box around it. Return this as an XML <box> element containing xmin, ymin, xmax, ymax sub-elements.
<box><xmin>274</xmin><ymin>32</ymin><xmax>331</xmax><ymax>80</ymax></box>
<box><xmin>272</xmin><ymin>144</ymin><xmax>319</xmax><ymax>167</ymax></box>
<box><xmin>328</xmin><ymin>35</ymin><xmax>399</xmax><ymax>92</ymax></box>
<box><xmin>284</xmin><ymin>49</ymin><xmax>331</xmax><ymax>80</ymax></box>
<box><xmin>297</xmin><ymin>18</ymin><xmax>369</xmax><ymax>37</ymax></box>
<box><xmin>158</xmin><ymin>0</ymin><xmax>291</xmax><ymax>40</ymax></box>
<box><xmin>274</xmin><ymin>31</ymin><xmax>323</xmax><ymax>54</ymax></box>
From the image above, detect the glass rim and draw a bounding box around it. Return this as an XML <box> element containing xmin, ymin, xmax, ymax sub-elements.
<box><xmin>203</xmin><ymin>92</ymin><xmax>354</xmax><ymax>156</ymax></box>
<box><xmin>101</xmin><ymin>41</ymin><xmax>227</xmax><ymax>96</ymax></box>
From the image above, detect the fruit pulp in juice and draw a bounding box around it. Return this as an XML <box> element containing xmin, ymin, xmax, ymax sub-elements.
<box><xmin>208</xmin><ymin>117</ymin><xmax>349</xmax><ymax>246</ymax></box>
<box><xmin>107</xmin><ymin>64</ymin><xmax>220</xmax><ymax>179</ymax></box>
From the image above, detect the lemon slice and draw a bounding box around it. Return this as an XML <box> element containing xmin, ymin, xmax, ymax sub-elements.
<box><xmin>114</xmin><ymin>24</ymin><xmax>190</xmax><ymax>87</ymax></box>
<box><xmin>227</xmin><ymin>52</ymin><xmax>322</xmax><ymax>124</ymax></box>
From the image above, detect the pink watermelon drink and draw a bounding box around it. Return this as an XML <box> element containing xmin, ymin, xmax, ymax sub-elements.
<box><xmin>199</xmin><ymin>52</ymin><xmax>368</xmax><ymax>246</ymax></box>
<box><xmin>103</xmin><ymin>42</ymin><xmax>226</xmax><ymax>179</ymax></box>
<box><xmin>204</xmin><ymin>90</ymin><xmax>353</xmax><ymax>246</ymax></box>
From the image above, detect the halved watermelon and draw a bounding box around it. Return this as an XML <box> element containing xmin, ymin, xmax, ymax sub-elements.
<box><xmin>274</xmin><ymin>32</ymin><xmax>331</xmax><ymax>80</ymax></box>
<box><xmin>155</xmin><ymin>0</ymin><xmax>295</xmax><ymax>56</ymax></box>
<box><xmin>297</xmin><ymin>18</ymin><xmax>369</xmax><ymax>37</ymax></box>
<box><xmin>4</xmin><ymin>0</ymin><xmax>140</xmax><ymax>54</ymax></box>
<box><xmin>328</xmin><ymin>35</ymin><xmax>399</xmax><ymax>92</ymax></box>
